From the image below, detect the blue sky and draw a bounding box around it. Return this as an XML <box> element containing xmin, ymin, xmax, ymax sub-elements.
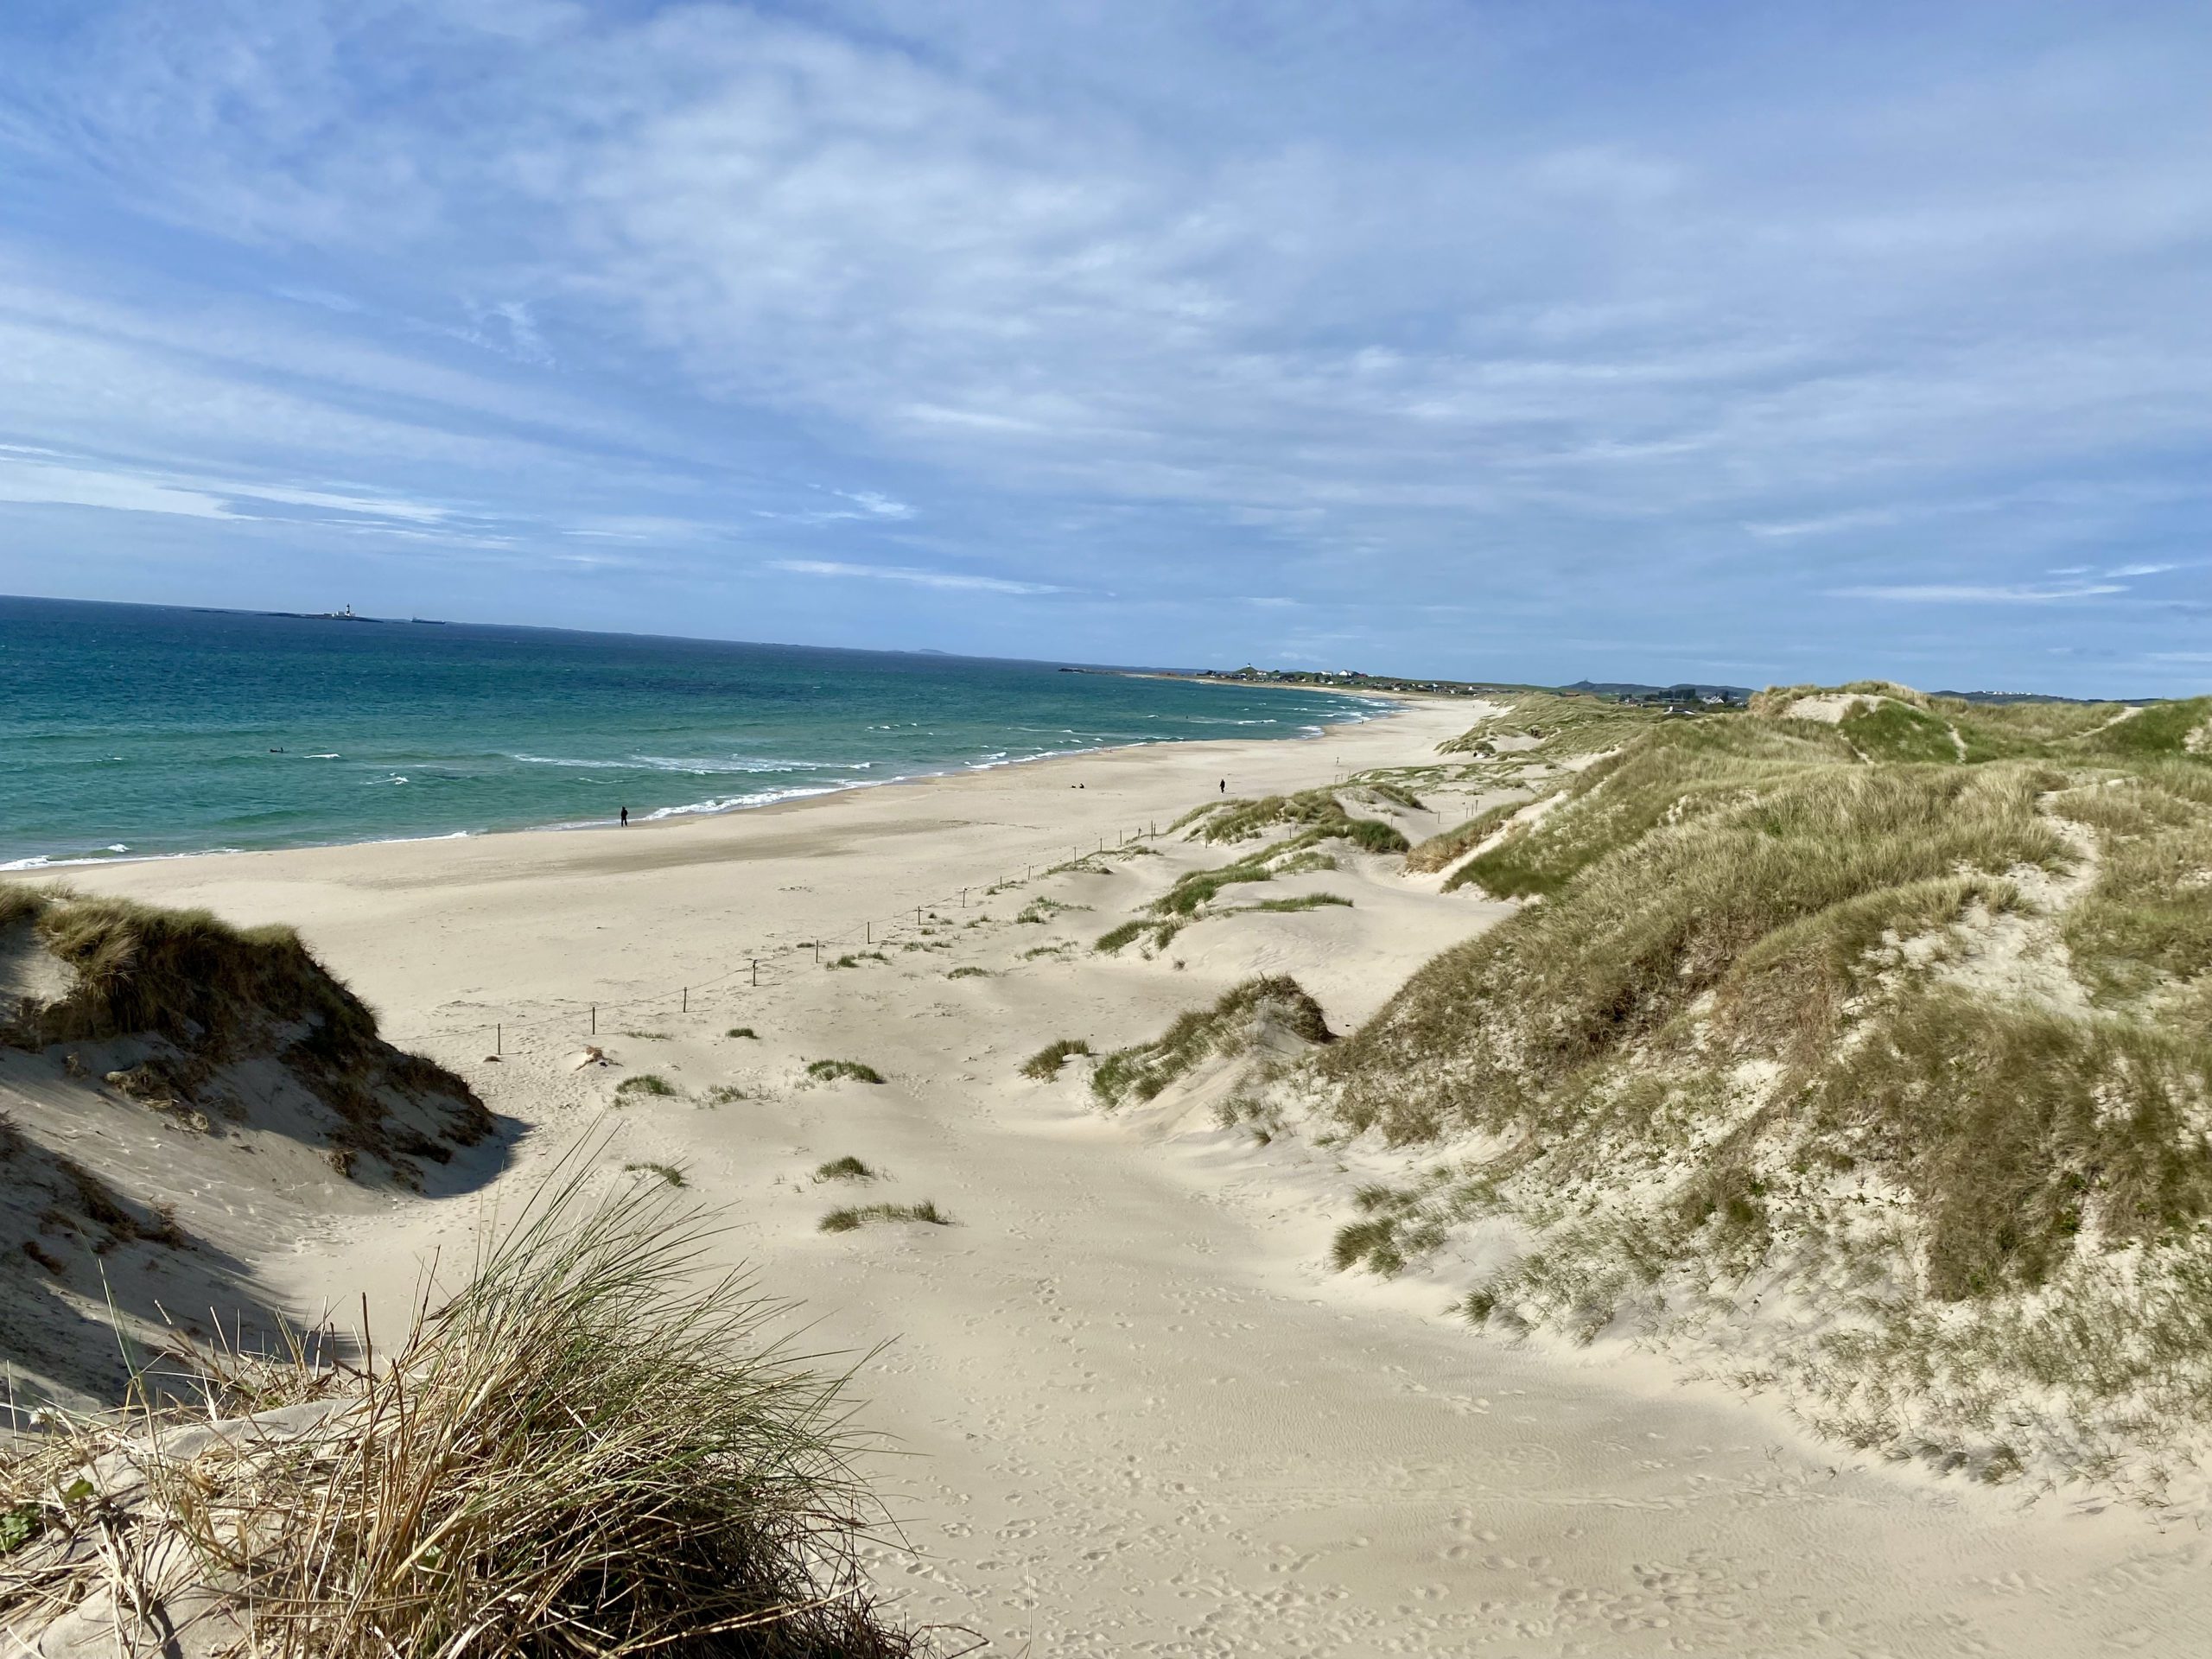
<box><xmin>0</xmin><ymin>1</ymin><xmax>2206</xmax><ymax>694</ymax></box>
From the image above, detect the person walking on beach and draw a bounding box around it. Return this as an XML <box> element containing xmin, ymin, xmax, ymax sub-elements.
<box><xmin>1219</xmin><ymin>779</ymin><xmax>1226</xmax><ymax>794</ymax></box>
<box><xmin>620</xmin><ymin>806</ymin><xmax>629</xmax><ymax>827</ymax></box>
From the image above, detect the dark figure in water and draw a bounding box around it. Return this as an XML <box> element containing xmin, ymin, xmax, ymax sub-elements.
<box><xmin>620</xmin><ymin>806</ymin><xmax>629</xmax><ymax>827</ymax></box>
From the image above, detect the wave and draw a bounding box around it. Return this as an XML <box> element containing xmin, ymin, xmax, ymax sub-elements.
<box><xmin>3</xmin><ymin>846</ymin><xmax>245</xmax><ymax>872</ymax></box>
<box><xmin>508</xmin><ymin>753</ymin><xmax>848</xmax><ymax>776</ymax></box>
<box><xmin>639</xmin><ymin>783</ymin><xmax>859</xmax><ymax>823</ymax></box>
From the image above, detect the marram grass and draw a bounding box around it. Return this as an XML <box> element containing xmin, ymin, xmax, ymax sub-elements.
<box><xmin>0</xmin><ymin>1167</ymin><xmax>948</xmax><ymax>1656</ymax></box>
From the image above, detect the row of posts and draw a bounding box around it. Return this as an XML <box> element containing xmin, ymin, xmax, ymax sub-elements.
<box><xmin>486</xmin><ymin>817</ymin><xmax>1174</xmax><ymax>1055</ymax></box>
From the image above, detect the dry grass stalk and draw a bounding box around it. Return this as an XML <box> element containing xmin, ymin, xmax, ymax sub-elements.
<box><xmin>0</xmin><ymin>1171</ymin><xmax>944</xmax><ymax>1657</ymax></box>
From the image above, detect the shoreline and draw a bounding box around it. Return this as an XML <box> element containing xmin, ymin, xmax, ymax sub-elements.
<box><xmin>21</xmin><ymin>696</ymin><xmax>1471</xmax><ymax>1031</ymax></box>
<box><xmin>12</xmin><ymin>684</ymin><xmax>2210</xmax><ymax>1652</ymax></box>
<box><xmin>0</xmin><ymin>693</ymin><xmax>1403</xmax><ymax>880</ymax></box>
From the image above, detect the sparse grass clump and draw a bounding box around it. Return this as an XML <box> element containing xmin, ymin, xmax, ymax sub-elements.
<box><xmin>620</xmin><ymin>1029</ymin><xmax>671</xmax><ymax>1041</ymax></box>
<box><xmin>725</xmin><ymin>1027</ymin><xmax>759</xmax><ymax>1039</ymax></box>
<box><xmin>613</xmin><ymin>1073</ymin><xmax>677</xmax><ymax>1100</ymax></box>
<box><xmin>944</xmin><ymin>965</ymin><xmax>991</xmax><ymax>979</ymax></box>
<box><xmin>1092</xmin><ymin>920</ymin><xmax>1150</xmax><ymax>954</ymax></box>
<box><xmin>819</xmin><ymin>1200</ymin><xmax>950</xmax><ymax>1233</ymax></box>
<box><xmin>804</xmin><ymin>1059</ymin><xmax>886</xmax><ymax>1086</ymax></box>
<box><xmin>1093</xmin><ymin>976</ymin><xmax>1332</xmax><ymax>1107</ymax></box>
<box><xmin>624</xmin><ymin>1160</ymin><xmax>687</xmax><ymax>1186</ymax></box>
<box><xmin>1252</xmin><ymin>893</ymin><xmax>1351</xmax><ymax>913</ymax></box>
<box><xmin>1192</xmin><ymin>788</ymin><xmax>1408</xmax><ymax>854</ymax></box>
<box><xmin>813</xmin><ymin>1156</ymin><xmax>876</xmax><ymax>1183</ymax></box>
<box><xmin>1020</xmin><ymin>1038</ymin><xmax>1092</xmax><ymax>1080</ymax></box>
<box><xmin>1404</xmin><ymin>797</ymin><xmax>1525</xmax><ymax>874</ymax></box>
<box><xmin>0</xmin><ymin>1174</ymin><xmax>937</xmax><ymax>1655</ymax></box>
<box><xmin>1015</xmin><ymin>898</ymin><xmax>1088</xmax><ymax>925</ymax></box>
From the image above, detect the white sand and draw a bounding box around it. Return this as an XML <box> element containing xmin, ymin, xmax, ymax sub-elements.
<box><xmin>41</xmin><ymin>699</ymin><xmax>2212</xmax><ymax>1655</ymax></box>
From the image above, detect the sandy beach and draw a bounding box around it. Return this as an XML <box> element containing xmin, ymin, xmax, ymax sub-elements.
<box><xmin>28</xmin><ymin>697</ymin><xmax>2212</xmax><ymax>1656</ymax></box>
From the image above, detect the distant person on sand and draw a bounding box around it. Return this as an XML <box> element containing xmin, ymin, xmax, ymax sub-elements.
<box><xmin>1219</xmin><ymin>779</ymin><xmax>1226</xmax><ymax>793</ymax></box>
<box><xmin>620</xmin><ymin>806</ymin><xmax>629</xmax><ymax>827</ymax></box>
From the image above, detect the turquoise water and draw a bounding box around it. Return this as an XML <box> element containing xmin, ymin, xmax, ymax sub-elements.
<box><xmin>0</xmin><ymin>596</ymin><xmax>1382</xmax><ymax>869</ymax></box>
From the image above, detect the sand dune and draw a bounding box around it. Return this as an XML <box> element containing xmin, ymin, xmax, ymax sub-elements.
<box><xmin>24</xmin><ymin>699</ymin><xmax>2212</xmax><ymax>1655</ymax></box>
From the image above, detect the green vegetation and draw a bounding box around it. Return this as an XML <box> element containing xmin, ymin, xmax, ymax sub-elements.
<box><xmin>0</xmin><ymin>887</ymin><xmax>489</xmax><ymax>1180</ymax></box>
<box><xmin>1303</xmin><ymin>683</ymin><xmax>2212</xmax><ymax>1491</ymax></box>
<box><xmin>624</xmin><ymin>1160</ymin><xmax>686</xmax><ymax>1187</ymax></box>
<box><xmin>1096</xmin><ymin>830</ymin><xmax>1369</xmax><ymax>957</ymax></box>
<box><xmin>1093</xmin><ymin>976</ymin><xmax>1332</xmax><ymax>1107</ymax></box>
<box><xmin>1092</xmin><ymin>920</ymin><xmax>1152</xmax><ymax>954</ymax></box>
<box><xmin>945</xmin><ymin>965</ymin><xmax>991</xmax><ymax>979</ymax></box>
<box><xmin>724</xmin><ymin>1027</ymin><xmax>758</xmax><ymax>1039</ymax></box>
<box><xmin>1015</xmin><ymin>898</ymin><xmax>1088</xmax><ymax>925</ymax></box>
<box><xmin>804</xmin><ymin>1059</ymin><xmax>885</xmax><ymax>1086</ymax></box>
<box><xmin>613</xmin><ymin>1074</ymin><xmax>677</xmax><ymax>1100</ymax></box>
<box><xmin>620</xmin><ymin>1029</ymin><xmax>671</xmax><ymax>1041</ymax></box>
<box><xmin>700</xmin><ymin>1084</ymin><xmax>748</xmax><ymax>1107</ymax></box>
<box><xmin>1439</xmin><ymin>690</ymin><xmax>1660</xmax><ymax>761</ymax></box>
<box><xmin>1251</xmin><ymin>893</ymin><xmax>1351</xmax><ymax>913</ymax></box>
<box><xmin>0</xmin><ymin>1173</ymin><xmax>935</xmax><ymax>1653</ymax></box>
<box><xmin>812</xmin><ymin>1156</ymin><xmax>875</xmax><ymax>1183</ymax></box>
<box><xmin>1020</xmin><ymin>1038</ymin><xmax>1092</xmax><ymax>1080</ymax></box>
<box><xmin>829</xmin><ymin>950</ymin><xmax>887</xmax><ymax>969</ymax></box>
<box><xmin>1404</xmin><ymin>798</ymin><xmax>1524</xmax><ymax>874</ymax></box>
<box><xmin>1192</xmin><ymin>786</ymin><xmax>1408</xmax><ymax>853</ymax></box>
<box><xmin>819</xmin><ymin>1200</ymin><xmax>950</xmax><ymax>1233</ymax></box>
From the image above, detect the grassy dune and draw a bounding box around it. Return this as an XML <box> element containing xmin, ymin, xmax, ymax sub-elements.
<box><xmin>0</xmin><ymin>887</ymin><xmax>491</xmax><ymax>1179</ymax></box>
<box><xmin>0</xmin><ymin>1174</ymin><xmax>937</xmax><ymax>1656</ymax></box>
<box><xmin>1307</xmin><ymin>684</ymin><xmax>2212</xmax><ymax>1491</ymax></box>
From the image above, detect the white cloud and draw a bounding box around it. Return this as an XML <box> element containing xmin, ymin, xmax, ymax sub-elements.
<box><xmin>836</xmin><ymin>490</ymin><xmax>915</xmax><ymax>520</ymax></box>
<box><xmin>768</xmin><ymin>559</ymin><xmax>1063</xmax><ymax>594</ymax></box>
<box><xmin>1745</xmin><ymin>508</ymin><xmax>1901</xmax><ymax>539</ymax></box>
<box><xmin>0</xmin><ymin>458</ymin><xmax>231</xmax><ymax>518</ymax></box>
<box><xmin>1831</xmin><ymin>582</ymin><xmax>2127</xmax><ymax>603</ymax></box>
<box><xmin>0</xmin><ymin>1</ymin><xmax>2208</xmax><ymax>685</ymax></box>
<box><xmin>0</xmin><ymin>452</ymin><xmax>456</xmax><ymax>527</ymax></box>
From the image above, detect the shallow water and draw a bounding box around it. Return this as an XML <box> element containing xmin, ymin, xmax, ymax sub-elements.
<box><xmin>0</xmin><ymin>595</ymin><xmax>1379</xmax><ymax>868</ymax></box>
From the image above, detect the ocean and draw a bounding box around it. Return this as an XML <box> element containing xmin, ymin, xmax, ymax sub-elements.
<box><xmin>0</xmin><ymin>596</ymin><xmax>1383</xmax><ymax>870</ymax></box>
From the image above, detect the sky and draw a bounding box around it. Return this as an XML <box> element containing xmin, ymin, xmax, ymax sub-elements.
<box><xmin>0</xmin><ymin>1</ymin><xmax>2206</xmax><ymax>695</ymax></box>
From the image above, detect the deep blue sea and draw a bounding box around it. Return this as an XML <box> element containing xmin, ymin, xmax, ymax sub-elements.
<box><xmin>0</xmin><ymin>596</ymin><xmax>1382</xmax><ymax>870</ymax></box>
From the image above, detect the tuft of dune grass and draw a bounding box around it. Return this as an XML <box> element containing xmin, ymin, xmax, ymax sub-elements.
<box><xmin>813</xmin><ymin>1156</ymin><xmax>875</xmax><ymax>1183</ymax></box>
<box><xmin>1093</xmin><ymin>976</ymin><xmax>1332</xmax><ymax>1107</ymax></box>
<box><xmin>1251</xmin><ymin>893</ymin><xmax>1351</xmax><ymax>913</ymax></box>
<box><xmin>1020</xmin><ymin>1039</ymin><xmax>1091</xmax><ymax>1080</ymax></box>
<box><xmin>613</xmin><ymin>1073</ymin><xmax>677</xmax><ymax>1100</ymax></box>
<box><xmin>819</xmin><ymin>1200</ymin><xmax>950</xmax><ymax>1234</ymax></box>
<box><xmin>804</xmin><ymin>1059</ymin><xmax>885</xmax><ymax>1086</ymax></box>
<box><xmin>0</xmin><ymin>1168</ymin><xmax>938</xmax><ymax>1655</ymax></box>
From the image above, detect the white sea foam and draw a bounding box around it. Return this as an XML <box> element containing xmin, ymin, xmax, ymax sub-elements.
<box><xmin>2</xmin><ymin>846</ymin><xmax>245</xmax><ymax>872</ymax></box>
<box><xmin>509</xmin><ymin>753</ymin><xmax>842</xmax><ymax>776</ymax></box>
